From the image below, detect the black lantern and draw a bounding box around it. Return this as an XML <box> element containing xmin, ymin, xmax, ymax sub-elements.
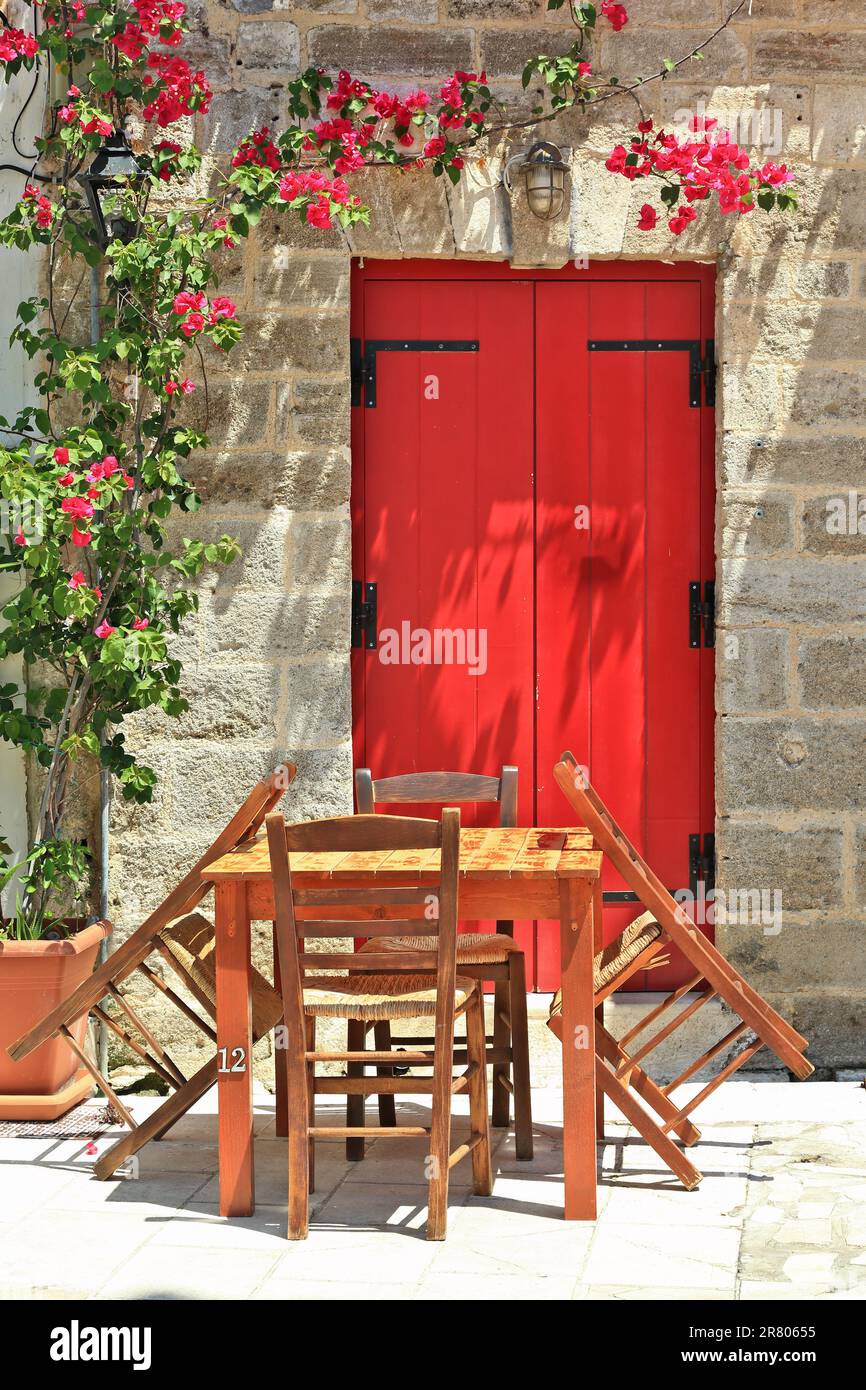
<box><xmin>77</xmin><ymin>129</ymin><xmax>144</xmax><ymax>249</ymax></box>
<box><xmin>504</xmin><ymin>140</ymin><xmax>569</xmax><ymax>221</ymax></box>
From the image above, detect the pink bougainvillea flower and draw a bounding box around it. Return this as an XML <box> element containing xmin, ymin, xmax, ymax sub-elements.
<box><xmin>578</xmin><ymin>61</ymin><xmax>592</xmax><ymax>77</ymax></box>
<box><xmin>54</xmin><ymin>447</ymin><xmax>70</xmax><ymax>466</ymax></box>
<box><xmin>93</xmin><ymin>585</ymin><xmax>103</xmax><ymax>602</ymax></box>
<box><xmin>306</xmin><ymin>197</ymin><xmax>332</xmax><ymax>230</ymax></box>
<box><xmin>94</xmin><ymin>620</ymin><xmax>116</xmax><ymax>639</ymax></box>
<box><xmin>13</xmin><ymin>527</ymin><xmax>26</xmax><ymax>546</ymax></box>
<box><xmin>181</xmin><ymin>311</ymin><xmax>205</xmax><ymax>336</ymax></box>
<box><xmin>87</xmin><ymin>462</ymin><xmax>104</xmax><ymax>481</ymax></box>
<box><xmin>68</xmin><ymin>571</ymin><xmax>87</xmax><ymax>589</ymax></box>
<box><xmin>133</xmin><ymin>617</ymin><xmax>150</xmax><ymax>630</ymax></box>
<box><xmin>601</xmin><ymin>1</ymin><xmax>629</xmax><ymax>31</ymax></box>
<box><xmin>58</xmin><ymin>472</ymin><xmax>75</xmax><ymax>487</ymax></box>
<box><xmin>122</xmin><ymin>473</ymin><xmax>135</xmax><ymax>490</ymax></box>
<box><xmin>179</xmin><ymin>378</ymin><xmax>196</xmax><ymax>394</ymax></box>
<box><xmin>71</xmin><ymin>526</ymin><xmax>92</xmax><ymax>548</ymax></box>
<box><xmin>209</xmin><ymin>296</ymin><xmax>236</xmax><ymax>321</ymax></box>
<box><xmin>759</xmin><ymin>161</ymin><xmax>793</xmax><ymax>186</ymax></box>
<box><xmin>637</xmin><ymin>203</ymin><xmax>658</xmax><ymax>231</ymax></box>
<box><xmin>164</xmin><ymin>380</ymin><xmax>179</xmax><ymax>395</ymax></box>
<box><xmin>87</xmin><ymin>487</ymin><xmax>100</xmax><ymax>501</ymax></box>
<box><xmin>172</xmin><ymin>289</ymin><xmax>207</xmax><ymax>315</ymax></box>
<box><xmin>213</xmin><ymin>217</ymin><xmax>227</xmax><ymax>230</ymax></box>
<box><xmin>61</xmin><ymin>496</ymin><xmax>94</xmax><ymax>520</ymax></box>
<box><xmin>84</xmin><ymin>1142</ymin><xmax>98</xmax><ymax>1156</ymax></box>
<box><xmin>102</xmin><ymin>455</ymin><xmax>119</xmax><ymax>476</ymax></box>
<box><xmin>423</xmin><ymin>136</ymin><xmax>446</xmax><ymax>159</ymax></box>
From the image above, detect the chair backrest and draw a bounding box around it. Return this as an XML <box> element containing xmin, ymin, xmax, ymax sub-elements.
<box><xmin>265</xmin><ymin>811</ymin><xmax>461</xmax><ymax>1049</ymax></box>
<box><xmin>355</xmin><ymin>767</ymin><xmax>518</xmax><ymax>827</ymax></box>
<box><xmin>8</xmin><ymin>764</ymin><xmax>296</xmax><ymax>1063</ymax></box>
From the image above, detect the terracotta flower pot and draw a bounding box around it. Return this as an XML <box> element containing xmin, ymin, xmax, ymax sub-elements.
<box><xmin>0</xmin><ymin>920</ymin><xmax>112</xmax><ymax>1121</ymax></box>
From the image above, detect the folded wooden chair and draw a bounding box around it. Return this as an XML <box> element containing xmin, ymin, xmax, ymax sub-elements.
<box><xmin>355</xmin><ymin>767</ymin><xmax>532</xmax><ymax>1160</ymax></box>
<box><xmin>547</xmin><ymin>751</ymin><xmax>814</xmax><ymax>1191</ymax></box>
<box><xmin>265</xmin><ymin>808</ymin><xmax>493</xmax><ymax>1241</ymax></box>
<box><xmin>7</xmin><ymin>766</ymin><xmax>294</xmax><ymax>1180</ymax></box>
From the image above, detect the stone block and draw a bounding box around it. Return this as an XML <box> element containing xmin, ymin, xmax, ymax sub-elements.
<box><xmin>447</xmin><ymin>156</ymin><xmax>512</xmax><ymax>259</ymax></box>
<box><xmin>717</xmin><ymin>628</ymin><xmax>790</xmax><ymax>713</ymax></box>
<box><xmin>277</xmin><ymin>379</ymin><xmax>351</xmax><ymax>447</ymax></box>
<box><xmin>203</xmin><ymin>312</ymin><xmax>348</xmax><ymax>375</ymax></box>
<box><xmin>787</xmin><ymin>993</ymin><xmax>866</xmax><ymax>1069</ymax></box>
<box><xmin>721</xmin><ymin>254</ymin><xmax>790</xmax><ymax>303</ymax></box>
<box><xmin>251</xmin><ymin>252</ymin><xmax>349</xmax><ymax>312</ymax></box>
<box><xmin>200</xmin><ymin>86</ymin><xmax>286</xmax><ymax>155</ymax></box>
<box><xmin>721</xmin><ymin>435</ymin><xmax>866</xmax><ymax>489</ymax></box>
<box><xmin>721</xmin><ymin>493</ymin><xmax>795</xmax><ymax>556</ymax></box>
<box><xmin>183</xmin><ymin>379</ymin><xmax>272</xmax><ymax>449</ymax></box>
<box><xmin>480</xmin><ymin>27</ymin><xmax>591</xmax><ymax>80</ymax></box>
<box><xmin>855</xmin><ymin>826</ymin><xmax>866</xmax><ymax>905</ymax></box>
<box><xmin>792</xmin><ymin>260</ymin><xmax>853</xmax><ymax>301</ymax></box>
<box><xmin>716</xmin><ymin>820</ymin><xmax>844</xmax><ymax>914</ymax></box>
<box><xmin>798</xmin><ymin>635</ymin><xmax>866</xmax><ymax>710</ymax></box>
<box><xmin>307</xmin><ymin>25</ymin><xmax>474</xmax><ymax>77</ymax></box>
<box><xmin>718</xmin><ymin>717</ymin><xmax>866</xmax><ymax>813</ymax></box>
<box><xmin>284</xmin><ymin>662</ymin><xmax>350</xmax><ymax>745</ymax></box>
<box><xmin>234</xmin><ymin>19</ymin><xmax>300</xmax><ymax>75</ymax></box>
<box><xmin>754</xmin><ymin>30</ymin><xmax>866</xmax><ymax>80</ymax></box>
<box><xmin>785</xmin><ymin>366</ymin><xmax>866</xmax><ymax>428</ymax></box>
<box><xmin>719</xmin><ymin>364</ymin><xmax>782</xmax><ymax>432</ymax></box>
<box><xmin>719</xmin><ymin>922</ymin><xmax>866</xmax><ymax>992</ymax></box>
<box><xmin>370</xmin><ymin>0</ymin><xmax>438</xmax><ymax>20</ymax></box>
<box><xmin>210</xmin><ymin>590</ymin><xmax>349</xmax><ymax>660</ymax></box>
<box><xmin>598</xmin><ymin>26</ymin><xmax>747</xmax><ymax>85</ymax></box>
<box><xmin>813</xmin><ymin>85</ymin><xmax>866</xmax><ymax>165</ymax></box>
<box><xmin>166</xmin><ymin>744</ymin><xmax>298</xmax><ymax>834</ymax></box>
<box><xmin>171</xmin><ymin>510</ymin><xmax>290</xmax><ymax>593</ymax></box>
<box><xmin>167</xmin><ymin>663</ymin><xmax>284</xmax><ymax>742</ymax></box>
<box><xmin>801</xmin><ymin>492</ymin><xmax>866</xmax><ymax>556</ymax></box>
<box><xmin>724</xmin><ymin>302</ymin><xmax>866</xmax><ymax>364</ymax></box>
<box><xmin>719</xmin><ymin>557</ymin><xmax>866</xmax><ymax>626</ymax></box>
<box><xmin>569</xmin><ymin>155</ymin><xmax>631</xmax><ymax>259</ymax></box>
<box><xmin>289</xmin><ymin>514</ymin><xmax>351</xmax><ymax>590</ymax></box>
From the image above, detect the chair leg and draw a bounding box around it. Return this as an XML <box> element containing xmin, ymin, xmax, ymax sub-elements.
<box><xmin>595</xmin><ymin>1002</ymin><xmax>605</xmax><ymax>1141</ymax></box>
<box><xmin>286</xmin><ymin>1051</ymin><xmax>311</xmax><ymax>1239</ymax></box>
<box><xmin>346</xmin><ymin>1019</ymin><xmax>366</xmax><ymax>1161</ymax></box>
<box><xmin>305</xmin><ymin>1014</ymin><xmax>316</xmax><ymax>1193</ymax></box>
<box><xmin>465</xmin><ymin>988</ymin><xmax>493</xmax><ymax>1196</ymax></box>
<box><xmin>427</xmin><ymin>1012</ymin><xmax>456</xmax><ymax>1242</ymax></box>
<box><xmin>508</xmin><ymin>952</ymin><xmax>533</xmax><ymax>1161</ymax></box>
<box><xmin>273</xmin><ymin>922</ymin><xmax>288</xmax><ymax>1139</ymax></box>
<box><xmin>491</xmin><ymin>975</ymin><xmax>511</xmax><ymax>1129</ymax></box>
<box><xmin>595</xmin><ymin>1055</ymin><xmax>702</xmax><ymax>1192</ymax></box>
<box><xmin>374</xmin><ymin>1020</ymin><xmax>398</xmax><ymax>1128</ymax></box>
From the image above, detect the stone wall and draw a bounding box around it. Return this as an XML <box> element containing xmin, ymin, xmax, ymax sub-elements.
<box><xmin>108</xmin><ymin>0</ymin><xmax>866</xmax><ymax>1076</ymax></box>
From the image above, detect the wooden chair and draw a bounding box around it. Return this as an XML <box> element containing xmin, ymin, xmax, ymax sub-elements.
<box><xmin>265</xmin><ymin>808</ymin><xmax>493</xmax><ymax>1240</ymax></box>
<box><xmin>547</xmin><ymin>751</ymin><xmax>814</xmax><ymax>1191</ymax></box>
<box><xmin>354</xmin><ymin>767</ymin><xmax>532</xmax><ymax>1160</ymax></box>
<box><xmin>7</xmin><ymin>766</ymin><xmax>294</xmax><ymax>1180</ymax></box>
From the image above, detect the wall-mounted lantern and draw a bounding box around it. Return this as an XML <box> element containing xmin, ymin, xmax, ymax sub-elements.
<box><xmin>503</xmin><ymin>140</ymin><xmax>569</xmax><ymax>221</ymax></box>
<box><xmin>77</xmin><ymin>129</ymin><xmax>144</xmax><ymax>249</ymax></box>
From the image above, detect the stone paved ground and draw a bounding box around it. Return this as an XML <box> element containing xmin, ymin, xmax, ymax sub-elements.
<box><xmin>0</xmin><ymin>1081</ymin><xmax>863</xmax><ymax>1301</ymax></box>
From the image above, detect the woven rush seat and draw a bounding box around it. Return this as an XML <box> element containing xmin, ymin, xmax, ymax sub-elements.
<box><xmin>301</xmin><ymin>973</ymin><xmax>476</xmax><ymax>1021</ymax></box>
<box><xmin>159</xmin><ymin>911</ymin><xmax>283</xmax><ymax>1036</ymax></box>
<box><xmin>358</xmin><ymin>931</ymin><xmax>521</xmax><ymax>966</ymax></box>
<box><xmin>548</xmin><ymin>911</ymin><xmax>663</xmax><ymax>1026</ymax></box>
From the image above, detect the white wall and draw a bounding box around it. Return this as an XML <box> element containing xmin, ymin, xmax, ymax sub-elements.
<box><xmin>0</xmin><ymin>7</ymin><xmax>47</xmax><ymax>906</ymax></box>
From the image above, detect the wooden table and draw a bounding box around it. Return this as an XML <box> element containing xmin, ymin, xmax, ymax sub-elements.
<box><xmin>203</xmin><ymin>825</ymin><xmax>603</xmax><ymax>1222</ymax></box>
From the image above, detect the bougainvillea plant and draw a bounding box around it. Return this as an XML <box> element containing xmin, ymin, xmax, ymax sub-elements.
<box><xmin>0</xmin><ymin>0</ymin><xmax>795</xmax><ymax>936</ymax></box>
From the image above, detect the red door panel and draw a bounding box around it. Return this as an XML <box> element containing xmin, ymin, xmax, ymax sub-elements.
<box><xmin>353</xmin><ymin>261</ymin><xmax>715</xmax><ymax>991</ymax></box>
<box><xmin>352</xmin><ymin>276</ymin><xmax>535</xmax><ymax>957</ymax></box>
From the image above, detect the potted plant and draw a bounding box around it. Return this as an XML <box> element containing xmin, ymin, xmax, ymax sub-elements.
<box><xmin>0</xmin><ymin>838</ymin><xmax>110</xmax><ymax>1118</ymax></box>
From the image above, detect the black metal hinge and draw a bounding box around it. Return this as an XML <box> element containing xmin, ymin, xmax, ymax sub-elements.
<box><xmin>689</xmin><ymin>832</ymin><xmax>716</xmax><ymax>898</ymax></box>
<box><xmin>588</xmin><ymin>338</ymin><xmax>716</xmax><ymax>409</ymax></box>
<box><xmin>351</xmin><ymin>580</ymin><xmax>377</xmax><ymax>649</ymax></box>
<box><xmin>689</xmin><ymin>579</ymin><xmax>715</xmax><ymax>648</ymax></box>
<box><xmin>350</xmin><ymin>338</ymin><xmax>480</xmax><ymax>408</ymax></box>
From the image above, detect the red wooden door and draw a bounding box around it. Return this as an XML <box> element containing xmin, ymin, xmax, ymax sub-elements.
<box><xmin>352</xmin><ymin>262</ymin><xmax>715</xmax><ymax>991</ymax></box>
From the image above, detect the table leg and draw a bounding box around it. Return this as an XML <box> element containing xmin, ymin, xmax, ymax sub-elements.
<box><xmin>559</xmin><ymin>879</ymin><xmax>597</xmax><ymax>1221</ymax></box>
<box><xmin>215</xmin><ymin>881</ymin><xmax>255</xmax><ymax>1217</ymax></box>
